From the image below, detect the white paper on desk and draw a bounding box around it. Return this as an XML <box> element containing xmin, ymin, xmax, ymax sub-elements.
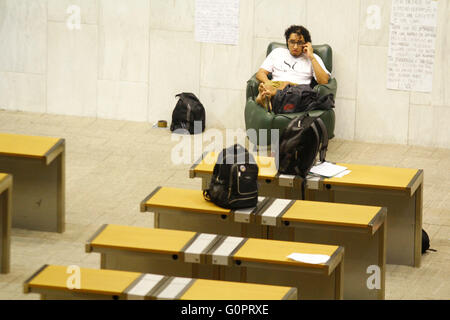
<box><xmin>334</xmin><ymin>169</ymin><xmax>351</xmax><ymax>178</ymax></box>
<box><xmin>310</xmin><ymin>162</ymin><xmax>347</xmax><ymax>178</ymax></box>
<box><xmin>287</xmin><ymin>253</ymin><xmax>330</xmax><ymax>264</ymax></box>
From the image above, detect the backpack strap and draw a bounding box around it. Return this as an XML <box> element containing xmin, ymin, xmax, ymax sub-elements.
<box><xmin>300</xmin><ymin>179</ymin><xmax>306</xmax><ymax>200</ymax></box>
<box><xmin>314</xmin><ymin>117</ymin><xmax>328</xmax><ymax>163</ymax></box>
<box><xmin>309</xmin><ymin>121</ymin><xmax>322</xmax><ymax>166</ymax></box>
<box><xmin>203</xmin><ymin>189</ymin><xmax>211</xmax><ymax>202</ymax></box>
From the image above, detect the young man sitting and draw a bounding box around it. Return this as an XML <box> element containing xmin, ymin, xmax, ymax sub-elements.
<box><xmin>255</xmin><ymin>25</ymin><xmax>331</xmax><ymax>110</ymax></box>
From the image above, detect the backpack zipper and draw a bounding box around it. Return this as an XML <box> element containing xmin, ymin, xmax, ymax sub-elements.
<box><xmin>186</xmin><ymin>103</ymin><xmax>192</xmax><ymax>130</ymax></box>
<box><xmin>228</xmin><ymin>196</ymin><xmax>257</xmax><ymax>204</ymax></box>
<box><xmin>228</xmin><ymin>164</ymin><xmax>236</xmax><ymax>200</ymax></box>
<box><xmin>236</xmin><ymin>166</ymin><xmax>258</xmax><ymax>196</ymax></box>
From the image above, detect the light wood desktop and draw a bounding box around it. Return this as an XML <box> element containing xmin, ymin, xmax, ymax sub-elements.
<box><xmin>0</xmin><ymin>133</ymin><xmax>65</xmax><ymax>232</ymax></box>
<box><xmin>142</xmin><ymin>186</ymin><xmax>386</xmax><ymax>299</ymax></box>
<box><xmin>86</xmin><ymin>224</ymin><xmax>344</xmax><ymax>300</ymax></box>
<box><xmin>23</xmin><ymin>264</ymin><xmax>297</xmax><ymax>300</ymax></box>
<box><xmin>190</xmin><ymin>152</ymin><xmax>422</xmax><ymax>268</ymax></box>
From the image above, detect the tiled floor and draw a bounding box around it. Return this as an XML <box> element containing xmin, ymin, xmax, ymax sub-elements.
<box><xmin>0</xmin><ymin>110</ymin><xmax>449</xmax><ymax>300</ymax></box>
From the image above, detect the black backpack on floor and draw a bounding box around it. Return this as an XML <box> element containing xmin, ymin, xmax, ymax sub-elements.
<box><xmin>203</xmin><ymin>144</ymin><xmax>259</xmax><ymax>209</ymax></box>
<box><xmin>276</xmin><ymin>113</ymin><xmax>328</xmax><ymax>199</ymax></box>
<box><xmin>422</xmin><ymin>229</ymin><xmax>436</xmax><ymax>254</ymax></box>
<box><xmin>170</xmin><ymin>92</ymin><xmax>205</xmax><ymax>134</ymax></box>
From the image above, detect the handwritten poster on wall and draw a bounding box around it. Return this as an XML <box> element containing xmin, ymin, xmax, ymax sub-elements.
<box><xmin>195</xmin><ymin>0</ymin><xmax>240</xmax><ymax>45</ymax></box>
<box><xmin>387</xmin><ymin>0</ymin><xmax>438</xmax><ymax>92</ymax></box>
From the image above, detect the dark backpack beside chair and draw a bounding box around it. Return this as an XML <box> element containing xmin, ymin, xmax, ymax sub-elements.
<box><xmin>203</xmin><ymin>144</ymin><xmax>259</xmax><ymax>209</ymax></box>
<box><xmin>170</xmin><ymin>92</ymin><xmax>205</xmax><ymax>134</ymax></box>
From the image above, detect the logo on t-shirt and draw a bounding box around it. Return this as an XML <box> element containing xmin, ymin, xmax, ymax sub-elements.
<box><xmin>284</xmin><ymin>61</ymin><xmax>297</xmax><ymax>71</ymax></box>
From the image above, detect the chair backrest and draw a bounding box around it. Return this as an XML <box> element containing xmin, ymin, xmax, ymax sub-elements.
<box><xmin>267</xmin><ymin>42</ymin><xmax>333</xmax><ymax>73</ymax></box>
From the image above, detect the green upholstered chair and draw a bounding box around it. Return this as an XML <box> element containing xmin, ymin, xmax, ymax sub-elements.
<box><xmin>245</xmin><ymin>42</ymin><xmax>337</xmax><ymax>146</ymax></box>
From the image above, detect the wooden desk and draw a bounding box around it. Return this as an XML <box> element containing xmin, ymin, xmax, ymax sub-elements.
<box><xmin>0</xmin><ymin>133</ymin><xmax>65</xmax><ymax>232</ymax></box>
<box><xmin>86</xmin><ymin>224</ymin><xmax>344</xmax><ymax>300</ymax></box>
<box><xmin>141</xmin><ymin>186</ymin><xmax>266</xmax><ymax>238</ymax></box>
<box><xmin>24</xmin><ymin>264</ymin><xmax>296</xmax><ymax>300</ymax></box>
<box><xmin>142</xmin><ymin>186</ymin><xmax>386</xmax><ymax>299</ymax></box>
<box><xmin>0</xmin><ymin>173</ymin><xmax>12</xmax><ymax>273</ymax></box>
<box><xmin>190</xmin><ymin>152</ymin><xmax>423</xmax><ymax>267</ymax></box>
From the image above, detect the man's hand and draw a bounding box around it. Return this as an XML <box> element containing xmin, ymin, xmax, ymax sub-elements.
<box><xmin>303</xmin><ymin>42</ymin><xmax>314</xmax><ymax>60</ymax></box>
<box><xmin>303</xmin><ymin>42</ymin><xmax>330</xmax><ymax>84</ymax></box>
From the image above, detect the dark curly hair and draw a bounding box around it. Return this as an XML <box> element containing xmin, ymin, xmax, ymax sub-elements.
<box><xmin>284</xmin><ymin>25</ymin><xmax>311</xmax><ymax>46</ymax></box>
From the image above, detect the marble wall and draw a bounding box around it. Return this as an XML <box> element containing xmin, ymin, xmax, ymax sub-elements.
<box><xmin>0</xmin><ymin>0</ymin><xmax>449</xmax><ymax>148</ymax></box>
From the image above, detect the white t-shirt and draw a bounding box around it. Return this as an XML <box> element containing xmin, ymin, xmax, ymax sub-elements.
<box><xmin>260</xmin><ymin>48</ymin><xmax>331</xmax><ymax>85</ymax></box>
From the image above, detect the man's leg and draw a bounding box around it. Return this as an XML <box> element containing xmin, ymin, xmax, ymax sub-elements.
<box><xmin>256</xmin><ymin>82</ymin><xmax>278</xmax><ymax>110</ymax></box>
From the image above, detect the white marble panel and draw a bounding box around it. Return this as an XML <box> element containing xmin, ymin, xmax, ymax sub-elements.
<box><xmin>97</xmin><ymin>80</ymin><xmax>148</xmax><ymax>122</ymax></box>
<box><xmin>355</xmin><ymin>45</ymin><xmax>409</xmax><ymax>144</ymax></box>
<box><xmin>200</xmin><ymin>0</ymin><xmax>254</xmax><ymax>90</ymax></box>
<box><xmin>409</xmin><ymin>104</ymin><xmax>450</xmax><ymax>149</ymax></box>
<box><xmin>199</xmin><ymin>87</ymin><xmax>246</xmax><ymax>130</ymax></box>
<box><xmin>408</xmin><ymin>104</ymin><xmax>434</xmax><ymax>147</ymax></box>
<box><xmin>0</xmin><ymin>0</ymin><xmax>47</xmax><ymax>74</ymax></box>
<box><xmin>149</xmin><ymin>0</ymin><xmax>194</xmax><ymax>32</ymax></box>
<box><xmin>445</xmin><ymin>0</ymin><xmax>450</xmax><ymax>107</ymax></box>
<box><xmin>47</xmin><ymin>22</ymin><xmax>98</xmax><ymax>117</ymax></box>
<box><xmin>252</xmin><ymin>37</ymin><xmax>284</xmax><ymax>74</ymax></box>
<box><xmin>0</xmin><ymin>72</ymin><xmax>46</xmax><ymax>112</ymax></box>
<box><xmin>48</xmin><ymin>0</ymin><xmax>98</xmax><ymax>24</ymax></box>
<box><xmin>253</xmin><ymin>0</ymin><xmax>306</xmax><ymax>39</ymax></box>
<box><xmin>410</xmin><ymin>0</ymin><xmax>450</xmax><ymax>107</ymax></box>
<box><xmin>148</xmin><ymin>30</ymin><xmax>200</xmax><ymax>124</ymax></box>
<box><xmin>333</xmin><ymin>98</ymin><xmax>356</xmax><ymax>141</ymax></box>
<box><xmin>433</xmin><ymin>106</ymin><xmax>450</xmax><ymax>149</ymax></box>
<box><xmin>98</xmin><ymin>0</ymin><xmax>150</xmax><ymax>82</ymax></box>
<box><xmin>359</xmin><ymin>0</ymin><xmax>391</xmax><ymax>46</ymax></box>
<box><xmin>307</xmin><ymin>0</ymin><xmax>359</xmax><ymax>99</ymax></box>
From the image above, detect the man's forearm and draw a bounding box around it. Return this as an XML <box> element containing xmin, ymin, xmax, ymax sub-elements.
<box><xmin>256</xmin><ymin>69</ymin><xmax>271</xmax><ymax>84</ymax></box>
<box><xmin>310</xmin><ymin>57</ymin><xmax>330</xmax><ymax>85</ymax></box>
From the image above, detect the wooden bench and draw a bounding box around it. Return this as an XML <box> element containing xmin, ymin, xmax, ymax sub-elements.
<box><xmin>141</xmin><ymin>186</ymin><xmax>386</xmax><ymax>300</ymax></box>
<box><xmin>0</xmin><ymin>173</ymin><xmax>12</xmax><ymax>273</ymax></box>
<box><xmin>190</xmin><ymin>151</ymin><xmax>423</xmax><ymax>267</ymax></box>
<box><xmin>0</xmin><ymin>133</ymin><xmax>65</xmax><ymax>232</ymax></box>
<box><xmin>85</xmin><ymin>224</ymin><xmax>344</xmax><ymax>300</ymax></box>
<box><xmin>23</xmin><ymin>264</ymin><xmax>297</xmax><ymax>300</ymax></box>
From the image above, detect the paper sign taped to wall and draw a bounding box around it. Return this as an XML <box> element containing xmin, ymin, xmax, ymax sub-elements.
<box><xmin>387</xmin><ymin>0</ymin><xmax>438</xmax><ymax>92</ymax></box>
<box><xmin>195</xmin><ymin>0</ymin><xmax>240</xmax><ymax>45</ymax></box>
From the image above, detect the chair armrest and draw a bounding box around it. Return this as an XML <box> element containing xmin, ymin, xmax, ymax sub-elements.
<box><xmin>313</xmin><ymin>78</ymin><xmax>337</xmax><ymax>98</ymax></box>
<box><xmin>272</xmin><ymin>109</ymin><xmax>336</xmax><ymax>140</ymax></box>
<box><xmin>244</xmin><ymin>97</ymin><xmax>276</xmax><ymax>145</ymax></box>
<box><xmin>246</xmin><ymin>73</ymin><xmax>259</xmax><ymax>100</ymax></box>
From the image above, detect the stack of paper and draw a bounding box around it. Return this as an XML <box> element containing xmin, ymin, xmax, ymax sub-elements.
<box><xmin>310</xmin><ymin>162</ymin><xmax>348</xmax><ymax>178</ymax></box>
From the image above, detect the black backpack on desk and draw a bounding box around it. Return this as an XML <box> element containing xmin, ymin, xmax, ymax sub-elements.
<box><xmin>203</xmin><ymin>144</ymin><xmax>259</xmax><ymax>209</ymax></box>
<box><xmin>276</xmin><ymin>113</ymin><xmax>328</xmax><ymax>199</ymax></box>
<box><xmin>170</xmin><ymin>92</ymin><xmax>205</xmax><ymax>134</ymax></box>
